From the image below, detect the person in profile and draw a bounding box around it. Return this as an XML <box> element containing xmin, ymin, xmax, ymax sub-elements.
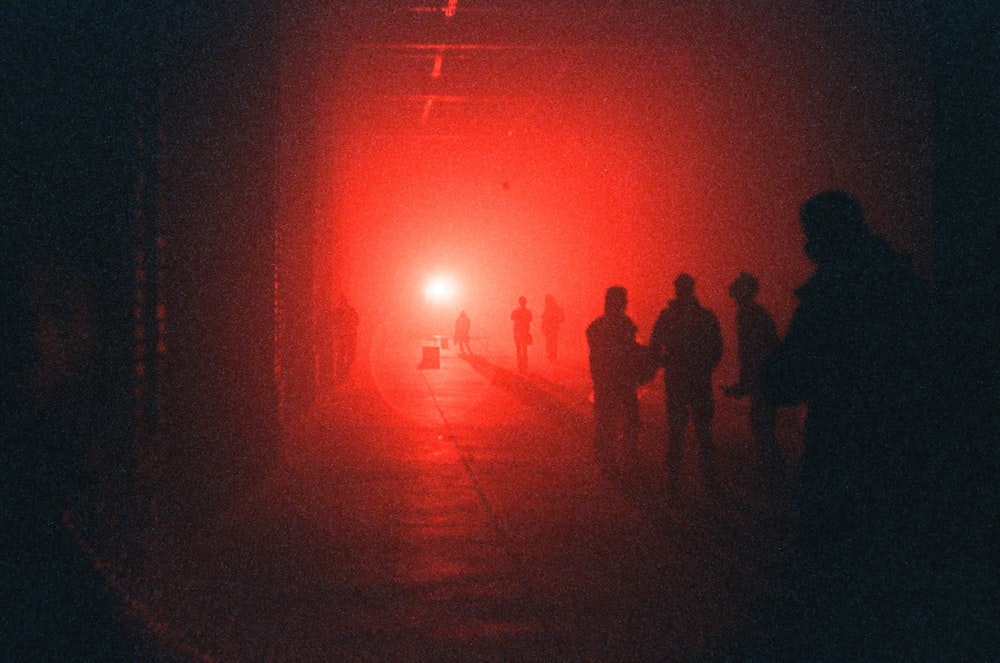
<box><xmin>540</xmin><ymin>294</ymin><xmax>565</xmax><ymax>363</ymax></box>
<box><xmin>454</xmin><ymin>310</ymin><xmax>472</xmax><ymax>355</ymax></box>
<box><xmin>650</xmin><ymin>273</ymin><xmax>723</xmax><ymax>488</ymax></box>
<box><xmin>760</xmin><ymin>190</ymin><xmax>932</xmax><ymax>659</ymax></box>
<box><xmin>586</xmin><ymin>286</ymin><xmax>647</xmax><ymax>470</ymax></box>
<box><xmin>330</xmin><ymin>294</ymin><xmax>359</xmax><ymax>383</ymax></box>
<box><xmin>722</xmin><ymin>272</ymin><xmax>785</xmax><ymax>477</ymax></box>
<box><xmin>510</xmin><ymin>295</ymin><xmax>533</xmax><ymax>373</ymax></box>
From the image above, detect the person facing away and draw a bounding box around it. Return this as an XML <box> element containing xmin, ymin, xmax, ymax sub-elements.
<box><xmin>540</xmin><ymin>294</ymin><xmax>566</xmax><ymax>363</ymax></box>
<box><xmin>650</xmin><ymin>273</ymin><xmax>723</xmax><ymax>487</ymax></box>
<box><xmin>330</xmin><ymin>294</ymin><xmax>360</xmax><ymax>383</ymax></box>
<box><xmin>511</xmin><ymin>296</ymin><xmax>533</xmax><ymax>373</ymax></box>
<box><xmin>454</xmin><ymin>310</ymin><xmax>472</xmax><ymax>354</ymax></box>
<box><xmin>586</xmin><ymin>286</ymin><xmax>642</xmax><ymax>469</ymax></box>
<box><xmin>722</xmin><ymin>272</ymin><xmax>785</xmax><ymax>475</ymax></box>
<box><xmin>759</xmin><ymin>190</ymin><xmax>934</xmax><ymax>658</ymax></box>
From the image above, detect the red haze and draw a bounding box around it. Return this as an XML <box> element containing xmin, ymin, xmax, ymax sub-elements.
<box><xmin>283</xmin><ymin>2</ymin><xmax>932</xmax><ymax>387</ymax></box>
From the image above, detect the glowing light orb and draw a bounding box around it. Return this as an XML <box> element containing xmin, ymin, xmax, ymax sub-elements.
<box><xmin>424</xmin><ymin>274</ymin><xmax>457</xmax><ymax>304</ymax></box>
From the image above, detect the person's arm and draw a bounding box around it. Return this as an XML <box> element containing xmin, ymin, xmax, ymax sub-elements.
<box><xmin>724</xmin><ymin>313</ymin><xmax>748</xmax><ymax>397</ymax></box>
<box><xmin>648</xmin><ymin>314</ymin><xmax>667</xmax><ymax>366</ymax></box>
<box><xmin>760</xmin><ymin>304</ymin><xmax>818</xmax><ymax>406</ymax></box>
<box><xmin>708</xmin><ymin>312</ymin><xmax>724</xmax><ymax>369</ymax></box>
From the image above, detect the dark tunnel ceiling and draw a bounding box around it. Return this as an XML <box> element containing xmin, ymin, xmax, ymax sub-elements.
<box><xmin>305</xmin><ymin>0</ymin><xmax>938</xmax><ymax>318</ymax></box>
<box><xmin>331</xmin><ymin>0</ymin><xmax>671</xmax><ymax>138</ymax></box>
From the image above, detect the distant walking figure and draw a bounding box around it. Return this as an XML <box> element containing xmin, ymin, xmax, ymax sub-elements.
<box><xmin>454</xmin><ymin>310</ymin><xmax>472</xmax><ymax>354</ymax></box>
<box><xmin>331</xmin><ymin>295</ymin><xmax>360</xmax><ymax>383</ymax></box>
<box><xmin>586</xmin><ymin>286</ymin><xmax>647</xmax><ymax>469</ymax></box>
<box><xmin>722</xmin><ymin>272</ymin><xmax>785</xmax><ymax>475</ymax></box>
<box><xmin>541</xmin><ymin>294</ymin><xmax>566</xmax><ymax>363</ymax></box>
<box><xmin>511</xmin><ymin>296</ymin><xmax>533</xmax><ymax>373</ymax></box>
<box><xmin>650</xmin><ymin>273</ymin><xmax>723</xmax><ymax>487</ymax></box>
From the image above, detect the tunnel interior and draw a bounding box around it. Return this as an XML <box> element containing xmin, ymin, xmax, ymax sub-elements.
<box><xmin>5</xmin><ymin>1</ymin><xmax>996</xmax><ymax>659</ymax></box>
<box><xmin>278</xmin><ymin>0</ymin><xmax>935</xmax><ymax>423</ymax></box>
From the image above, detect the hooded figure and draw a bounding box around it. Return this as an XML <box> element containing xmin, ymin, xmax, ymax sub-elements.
<box><xmin>761</xmin><ymin>190</ymin><xmax>933</xmax><ymax>658</ymax></box>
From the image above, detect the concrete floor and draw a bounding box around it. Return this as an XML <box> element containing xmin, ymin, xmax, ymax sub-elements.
<box><xmin>122</xmin><ymin>340</ymin><xmax>804</xmax><ymax>661</ymax></box>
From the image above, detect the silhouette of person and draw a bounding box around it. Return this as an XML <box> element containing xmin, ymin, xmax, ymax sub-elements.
<box><xmin>511</xmin><ymin>296</ymin><xmax>532</xmax><ymax>373</ymax></box>
<box><xmin>722</xmin><ymin>272</ymin><xmax>785</xmax><ymax>475</ymax></box>
<box><xmin>540</xmin><ymin>294</ymin><xmax>565</xmax><ymax>363</ymax></box>
<box><xmin>330</xmin><ymin>295</ymin><xmax>359</xmax><ymax>383</ymax></box>
<box><xmin>761</xmin><ymin>190</ymin><xmax>932</xmax><ymax>659</ymax></box>
<box><xmin>650</xmin><ymin>273</ymin><xmax>723</xmax><ymax>487</ymax></box>
<box><xmin>586</xmin><ymin>286</ymin><xmax>644</xmax><ymax>469</ymax></box>
<box><xmin>454</xmin><ymin>310</ymin><xmax>472</xmax><ymax>354</ymax></box>
<box><xmin>316</xmin><ymin>305</ymin><xmax>336</xmax><ymax>387</ymax></box>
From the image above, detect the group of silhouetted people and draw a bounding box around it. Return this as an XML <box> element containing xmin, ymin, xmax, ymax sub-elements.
<box><xmin>453</xmin><ymin>294</ymin><xmax>564</xmax><ymax>371</ymax></box>
<box><xmin>509</xmin><ymin>294</ymin><xmax>566</xmax><ymax>372</ymax></box>
<box><xmin>586</xmin><ymin>190</ymin><xmax>943</xmax><ymax>659</ymax></box>
<box><xmin>586</xmin><ymin>267</ymin><xmax>786</xmax><ymax>489</ymax></box>
<box><xmin>586</xmin><ymin>272</ymin><xmax>729</xmax><ymax>487</ymax></box>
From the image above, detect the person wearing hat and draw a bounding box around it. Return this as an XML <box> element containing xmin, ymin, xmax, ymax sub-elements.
<box><xmin>723</xmin><ymin>272</ymin><xmax>785</xmax><ymax>476</ymax></box>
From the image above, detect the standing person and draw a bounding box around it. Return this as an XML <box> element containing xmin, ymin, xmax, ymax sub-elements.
<box><xmin>454</xmin><ymin>310</ymin><xmax>472</xmax><ymax>355</ymax></box>
<box><xmin>586</xmin><ymin>286</ymin><xmax>645</xmax><ymax>470</ymax></box>
<box><xmin>650</xmin><ymin>273</ymin><xmax>723</xmax><ymax>488</ymax></box>
<box><xmin>541</xmin><ymin>294</ymin><xmax>565</xmax><ymax>363</ymax></box>
<box><xmin>722</xmin><ymin>272</ymin><xmax>785</xmax><ymax>476</ymax></box>
<box><xmin>511</xmin><ymin>296</ymin><xmax>532</xmax><ymax>373</ymax></box>
<box><xmin>760</xmin><ymin>190</ymin><xmax>932</xmax><ymax>659</ymax></box>
<box><xmin>331</xmin><ymin>294</ymin><xmax>359</xmax><ymax>383</ymax></box>
<box><xmin>316</xmin><ymin>305</ymin><xmax>336</xmax><ymax>388</ymax></box>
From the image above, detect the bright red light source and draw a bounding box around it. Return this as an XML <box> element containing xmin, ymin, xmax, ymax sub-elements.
<box><xmin>424</xmin><ymin>274</ymin><xmax>457</xmax><ymax>304</ymax></box>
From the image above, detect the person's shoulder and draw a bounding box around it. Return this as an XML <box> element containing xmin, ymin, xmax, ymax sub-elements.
<box><xmin>794</xmin><ymin>272</ymin><xmax>825</xmax><ymax>299</ymax></box>
<box><xmin>748</xmin><ymin>300</ymin><xmax>775</xmax><ymax>321</ymax></box>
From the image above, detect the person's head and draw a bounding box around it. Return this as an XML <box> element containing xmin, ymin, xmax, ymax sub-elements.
<box><xmin>800</xmin><ymin>190</ymin><xmax>871</xmax><ymax>266</ymax></box>
<box><xmin>518</xmin><ymin>296</ymin><xmax>527</xmax><ymax>307</ymax></box>
<box><xmin>604</xmin><ymin>286</ymin><xmax>627</xmax><ymax>314</ymax></box>
<box><xmin>728</xmin><ymin>272</ymin><xmax>759</xmax><ymax>302</ymax></box>
<box><xmin>674</xmin><ymin>273</ymin><xmax>695</xmax><ymax>298</ymax></box>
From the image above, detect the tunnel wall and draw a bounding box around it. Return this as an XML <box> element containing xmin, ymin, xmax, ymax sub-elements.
<box><xmin>156</xmin><ymin>1</ymin><xmax>282</xmax><ymax>518</ymax></box>
<box><xmin>5</xmin><ymin>6</ymin><xmax>165</xmax><ymax>535</ymax></box>
<box><xmin>275</xmin><ymin>0</ymin><xmax>345</xmax><ymax>423</ymax></box>
<box><xmin>7</xmin><ymin>1</ymin><xmax>284</xmax><ymax>534</ymax></box>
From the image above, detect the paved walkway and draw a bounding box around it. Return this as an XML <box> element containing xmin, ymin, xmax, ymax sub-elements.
<box><xmin>121</xmin><ymin>339</ymin><xmax>802</xmax><ymax>661</ymax></box>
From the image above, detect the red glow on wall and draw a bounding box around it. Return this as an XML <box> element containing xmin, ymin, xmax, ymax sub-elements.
<box><xmin>313</xmin><ymin>54</ymin><xmax>800</xmax><ymax>370</ymax></box>
<box><xmin>280</xmin><ymin>3</ymin><xmax>933</xmax><ymax>399</ymax></box>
